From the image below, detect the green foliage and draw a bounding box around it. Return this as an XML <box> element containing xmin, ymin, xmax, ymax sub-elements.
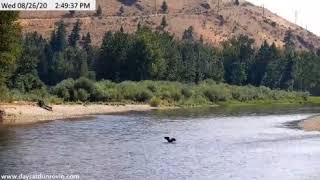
<box><xmin>149</xmin><ymin>96</ymin><xmax>161</xmax><ymax>107</ymax></box>
<box><xmin>49</xmin><ymin>79</ymin><xmax>310</xmax><ymax>106</ymax></box>
<box><xmin>51</xmin><ymin>78</ymin><xmax>101</xmax><ymax>102</ymax></box>
<box><xmin>222</xmin><ymin>35</ymin><xmax>255</xmax><ymax>85</ymax></box>
<box><xmin>69</xmin><ymin>20</ymin><xmax>81</xmax><ymax>47</ymax></box>
<box><xmin>0</xmin><ymin>86</ymin><xmax>10</xmax><ymax>101</ymax></box>
<box><xmin>2</xmin><ymin>18</ymin><xmax>320</xmax><ymax>104</ymax></box>
<box><xmin>0</xmin><ymin>12</ymin><xmax>21</xmax><ymax>87</ymax></box>
<box><xmin>182</xmin><ymin>26</ymin><xmax>194</xmax><ymax>41</ymax></box>
<box><xmin>50</xmin><ymin>21</ymin><xmax>67</xmax><ymax>52</ymax></box>
<box><xmin>160</xmin><ymin>16</ymin><xmax>168</xmax><ymax>29</ymax></box>
<box><xmin>10</xmin><ymin>32</ymin><xmax>46</xmax><ymax>93</ymax></box>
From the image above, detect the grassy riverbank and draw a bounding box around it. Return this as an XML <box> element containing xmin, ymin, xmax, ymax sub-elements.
<box><xmin>1</xmin><ymin>79</ymin><xmax>310</xmax><ymax>107</ymax></box>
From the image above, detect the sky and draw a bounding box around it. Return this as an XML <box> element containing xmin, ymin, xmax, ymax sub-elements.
<box><xmin>246</xmin><ymin>0</ymin><xmax>320</xmax><ymax>36</ymax></box>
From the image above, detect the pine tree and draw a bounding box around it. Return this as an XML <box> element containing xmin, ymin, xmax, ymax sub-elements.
<box><xmin>83</xmin><ymin>32</ymin><xmax>92</xmax><ymax>50</ymax></box>
<box><xmin>96</xmin><ymin>5</ymin><xmax>102</xmax><ymax>16</ymax></box>
<box><xmin>119</xmin><ymin>6</ymin><xmax>124</xmax><ymax>16</ymax></box>
<box><xmin>249</xmin><ymin>40</ymin><xmax>270</xmax><ymax>86</ymax></box>
<box><xmin>234</xmin><ymin>0</ymin><xmax>240</xmax><ymax>6</ymax></box>
<box><xmin>280</xmin><ymin>55</ymin><xmax>296</xmax><ymax>90</ymax></box>
<box><xmin>160</xmin><ymin>16</ymin><xmax>168</xmax><ymax>29</ymax></box>
<box><xmin>161</xmin><ymin>1</ymin><xmax>168</xmax><ymax>13</ymax></box>
<box><xmin>69</xmin><ymin>20</ymin><xmax>81</xmax><ymax>47</ymax></box>
<box><xmin>51</xmin><ymin>21</ymin><xmax>67</xmax><ymax>52</ymax></box>
<box><xmin>11</xmin><ymin>32</ymin><xmax>45</xmax><ymax>92</ymax></box>
<box><xmin>79</xmin><ymin>52</ymin><xmax>89</xmax><ymax>77</ymax></box>
<box><xmin>0</xmin><ymin>12</ymin><xmax>21</xmax><ymax>88</ymax></box>
<box><xmin>284</xmin><ymin>30</ymin><xmax>295</xmax><ymax>52</ymax></box>
<box><xmin>83</xmin><ymin>32</ymin><xmax>94</xmax><ymax>68</ymax></box>
<box><xmin>182</xmin><ymin>26</ymin><xmax>194</xmax><ymax>41</ymax></box>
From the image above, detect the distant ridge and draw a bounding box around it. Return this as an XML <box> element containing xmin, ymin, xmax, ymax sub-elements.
<box><xmin>20</xmin><ymin>0</ymin><xmax>320</xmax><ymax>50</ymax></box>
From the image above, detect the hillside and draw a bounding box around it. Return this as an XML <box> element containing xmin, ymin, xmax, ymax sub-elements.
<box><xmin>20</xmin><ymin>0</ymin><xmax>320</xmax><ymax>50</ymax></box>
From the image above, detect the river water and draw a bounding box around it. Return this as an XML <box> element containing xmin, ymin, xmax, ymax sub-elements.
<box><xmin>1</xmin><ymin>105</ymin><xmax>320</xmax><ymax>180</ymax></box>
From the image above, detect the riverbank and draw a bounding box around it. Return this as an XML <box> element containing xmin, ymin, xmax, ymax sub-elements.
<box><xmin>0</xmin><ymin>102</ymin><xmax>161</xmax><ymax>125</ymax></box>
<box><xmin>299</xmin><ymin>116</ymin><xmax>320</xmax><ymax>131</ymax></box>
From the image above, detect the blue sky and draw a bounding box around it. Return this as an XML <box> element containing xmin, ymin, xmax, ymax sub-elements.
<box><xmin>247</xmin><ymin>0</ymin><xmax>320</xmax><ymax>36</ymax></box>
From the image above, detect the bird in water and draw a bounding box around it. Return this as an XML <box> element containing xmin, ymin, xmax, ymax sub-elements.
<box><xmin>164</xmin><ymin>137</ymin><xmax>176</xmax><ymax>143</ymax></box>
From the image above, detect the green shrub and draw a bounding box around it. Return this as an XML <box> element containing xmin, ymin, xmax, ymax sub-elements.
<box><xmin>76</xmin><ymin>89</ymin><xmax>90</xmax><ymax>101</ymax></box>
<box><xmin>74</xmin><ymin>78</ymin><xmax>99</xmax><ymax>100</ymax></box>
<box><xmin>49</xmin><ymin>79</ymin><xmax>310</xmax><ymax>105</ymax></box>
<box><xmin>181</xmin><ymin>86</ymin><xmax>193</xmax><ymax>98</ymax></box>
<box><xmin>51</xmin><ymin>79</ymin><xmax>75</xmax><ymax>101</ymax></box>
<box><xmin>12</xmin><ymin>73</ymin><xmax>45</xmax><ymax>93</ymax></box>
<box><xmin>149</xmin><ymin>96</ymin><xmax>161</xmax><ymax>107</ymax></box>
<box><xmin>0</xmin><ymin>86</ymin><xmax>10</xmax><ymax>102</ymax></box>
<box><xmin>135</xmin><ymin>90</ymin><xmax>153</xmax><ymax>102</ymax></box>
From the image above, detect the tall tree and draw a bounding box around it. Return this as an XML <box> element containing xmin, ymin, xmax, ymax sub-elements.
<box><xmin>50</xmin><ymin>21</ymin><xmax>67</xmax><ymax>52</ymax></box>
<box><xmin>0</xmin><ymin>12</ymin><xmax>21</xmax><ymax>88</ymax></box>
<box><xmin>69</xmin><ymin>20</ymin><xmax>81</xmax><ymax>47</ymax></box>
<box><xmin>284</xmin><ymin>30</ymin><xmax>295</xmax><ymax>51</ymax></box>
<box><xmin>261</xmin><ymin>43</ymin><xmax>283</xmax><ymax>89</ymax></box>
<box><xmin>96</xmin><ymin>5</ymin><xmax>102</xmax><ymax>16</ymax></box>
<box><xmin>182</xmin><ymin>26</ymin><xmax>195</xmax><ymax>41</ymax></box>
<box><xmin>249</xmin><ymin>41</ymin><xmax>271</xmax><ymax>86</ymax></box>
<box><xmin>119</xmin><ymin>6</ymin><xmax>124</xmax><ymax>16</ymax></box>
<box><xmin>160</xmin><ymin>16</ymin><xmax>168</xmax><ymax>30</ymax></box>
<box><xmin>222</xmin><ymin>35</ymin><xmax>255</xmax><ymax>85</ymax></box>
<box><xmin>11</xmin><ymin>32</ymin><xmax>45</xmax><ymax>92</ymax></box>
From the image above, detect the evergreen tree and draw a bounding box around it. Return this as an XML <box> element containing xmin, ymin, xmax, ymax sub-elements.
<box><xmin>82</xmin><ymin>32</ymin><xmax>94</xmax><ymax>71</ymax></box>
<box><xmin>96</xmin><ymin>5</ymin><xmax>102</xmax><ymax>16</ymax></box>
<box><xmin>234</xmin><ymin>0</ymin><xmax>240</xmax><ymax>6</ymax></box>
<box><xmin>83</xmin><ymin>32</ymin><xmax>92</xmax><ymax>51</ymax></box>
<box><xmin>261</xmin><ymin>43</ymin><xmax>283</xmax><ymax>89</ymax></box>
<box><xmin>284</xmin><ymin>30</ymin><xmax>295</xmax><ymax>50</ymax></box>
<box><xmin>11</xmin><ymin>32</ymin><xmax>45</xmax><ymax>92</ymax></box>
<box><xmin>69</xmin><ymin>20</ymin><xmax>81</xmax><ymax>47</ymax></box>
<box><xmin>79</xmin><ymin>52</ymin><xmax>89</xmax><ymax>77</ymax></box>
<box><xmin>0</xmin><ymin>12</ymin><xmax>21</xmax><ymax>88</ymax></box>
<box><xmin>222</xmin><ymin>35</ymin><xmax>255</xmax><ymax>85</ymax></box>
<box><xmin>161</xmin><ymin>1</ymin><xmax>168</xmax><ymax>13</ymax></box>
<box><xmin>182</xmin><ymin>26</ymin><xmax>194</xmax><ymax>41</ymax></box>
<box><xmin>119</xmin><ymin>6</ymin><xmax>124</xmax><ymax>16</ymax></box>
<box><xmin>51</xmin><ymin>21</ymin><xmax>67</xmax><ymax>52</ymax></box>
<box><xmin>249</xmin><ymin>41</ymin><xmax>270</xmax><ymax>86</ymax></box>
<box><xmin>160</xmin><ymin>16</ymin><xmax>168</xmax><ymax>29</ymax></box>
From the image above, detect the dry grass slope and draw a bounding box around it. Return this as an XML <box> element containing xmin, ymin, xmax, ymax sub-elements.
<box><xmin>20</xmin><ymin>0</ymin><xmax>320</xmax><ymax>50</ymax></box>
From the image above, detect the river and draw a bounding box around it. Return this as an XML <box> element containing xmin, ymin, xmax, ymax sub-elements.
<box><xmin>1</xmin><ymin>105</ymin><xmax>320</xmax><ymax>180</ymax></box>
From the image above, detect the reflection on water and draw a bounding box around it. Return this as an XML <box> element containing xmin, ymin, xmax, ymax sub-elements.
<box><xmin>1</xmin><ymin>105</ymin><xmax>320</xmax><ymax>180</ymax></box>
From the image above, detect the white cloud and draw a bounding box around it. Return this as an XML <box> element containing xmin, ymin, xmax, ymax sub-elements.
<box><xmin>247</xmin><ymin>0</ymin><xmax>320</xmax><ymax>36</ymax></box>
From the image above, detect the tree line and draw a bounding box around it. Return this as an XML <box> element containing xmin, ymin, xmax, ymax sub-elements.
<box><xmin>1</xmin><ymin>12</ymin><xmax>320</xmax><ymax>100</ymax></box>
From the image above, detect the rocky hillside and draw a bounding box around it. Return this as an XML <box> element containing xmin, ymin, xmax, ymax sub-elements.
<box><xmin>20</xmin><ymin>0</ymin><xmax>320</xmax><ymax>50</ymax></box>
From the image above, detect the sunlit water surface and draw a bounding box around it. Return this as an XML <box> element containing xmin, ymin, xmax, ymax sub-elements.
<box><xmin>1</xmin><ymin>105</ymin><xmax>320</xmax><ymax>180</ymax></box>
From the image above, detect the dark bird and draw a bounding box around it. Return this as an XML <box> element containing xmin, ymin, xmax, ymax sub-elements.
<box><xmin>164</xmin><ymin>137</ymin><xmax>176</xmax><ymax>143</ymax></box>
